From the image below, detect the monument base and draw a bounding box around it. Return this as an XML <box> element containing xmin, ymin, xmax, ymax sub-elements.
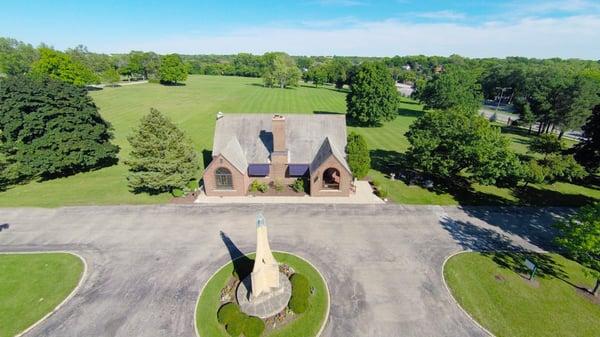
<box><xmin>236</xmin><ymin>272</ymin><xmax>292</xmax><ymax>318</ymax></box>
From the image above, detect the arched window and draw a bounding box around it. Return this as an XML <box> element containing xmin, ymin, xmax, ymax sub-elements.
<box><xmin>215</xmin><ymin>167</ymin><xmax>233</xmax><ymax>190</ymax></box>
<box><xmin>322</xmin><ymin>168</ymin><xmax>340</xmax><ymax>190</ymax></box>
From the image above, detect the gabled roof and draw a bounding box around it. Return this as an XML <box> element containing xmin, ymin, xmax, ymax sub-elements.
<box><xmin>212</xmin><ymin>114</ymin><xmax>348</xmax><ymax>165</ymax></box>
<box><xmin>310</xmin><ymin>137</ymin><xmax>351</xmax><ymax>173</ymax></box>
<box><xmin>218</xmin><ymin>137</ymin><xmax>248</xmax><ymax>173</ymax></box>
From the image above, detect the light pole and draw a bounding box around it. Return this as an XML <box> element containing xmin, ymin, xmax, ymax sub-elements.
<box><xmin>495</xmin><ymin>86</ymin><xmax>512</xmax><ymax>110</ymax></box>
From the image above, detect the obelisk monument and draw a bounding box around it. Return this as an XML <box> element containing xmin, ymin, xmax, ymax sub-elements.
<box><xmin>236</xmin><ymin>213</ymin><xmax>292</xmax><ymax>318</ymax></box>
<box><xmin>250</xmin><ymin>213</ymin><xmax>280</xmax><ymax>299</ymax></box>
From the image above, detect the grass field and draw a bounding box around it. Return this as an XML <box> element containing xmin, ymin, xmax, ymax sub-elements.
<box><xmin>444</xmin><ymin>252</ymin><xmax>600</xmax><ymax>337</ymax></box>
<box><xmin>0</xmin><ymin>75</ymin><xmax>597</xmax><ymax>207</ymax></box>
<box><xmin>0</xmin><ymin>253</ymin><xmax>84</xmax><ymax>337</ymax></box>
<box><xmin>196</xmin><ymin>252</ymin><xmax>328</xmax><ymax>337</ymax></box>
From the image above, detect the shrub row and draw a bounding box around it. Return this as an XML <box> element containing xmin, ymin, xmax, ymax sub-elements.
<box><xmin>288</xmin><ymin>273</ymin><xmax>311</xmax><ymax>314</ymax></box>
<box><xmin>217</xmin><ymin>302</ymin><xmax>265</xmax><ymax>337</ymax></box>
<box><xmin>249</xmin><ymin>180</ymin><xmax>268</xmax><ymax>193</ymax></box>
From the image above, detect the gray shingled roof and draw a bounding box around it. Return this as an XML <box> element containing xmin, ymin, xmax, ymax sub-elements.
<box><xmin>219</xmin><ymin>137</ymin><xmax>248</xmax><ymax>173</ymax></box>
<box><xmin>310</xmin><ymin>137</ymin><xmax>351</xmax><ymax>173</ymax></box>
<box><xmin>212</xmin><ymin>114</ymin><xmax>348</xmax><ymax>166</ymax></box>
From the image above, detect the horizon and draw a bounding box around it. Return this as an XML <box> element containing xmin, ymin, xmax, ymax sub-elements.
<box><xmin>1</xmin><ymin>1</ymin><xmax>600</xmax><ymax>59</ymax></box>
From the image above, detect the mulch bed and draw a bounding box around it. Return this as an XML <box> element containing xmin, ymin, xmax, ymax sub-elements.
<box><xmin>169</xmin><ymin>191</ymin><xmax>198</xmax><ymax>204</ymax></box>
<box><xmin>219</xmin><ymin>263</ymin><xmax>299</xmax><ymax>332</ymax></box>
<box><xmin>248</xmin><ymin>183</ymin><xmax>307</xmax><ymax>197</ymax></box>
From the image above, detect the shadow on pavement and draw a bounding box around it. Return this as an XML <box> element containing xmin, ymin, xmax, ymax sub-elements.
<box><xmin>220</xmin><ymin>231</ymin><xmax>254</xmax><ymax>280</ymax></box>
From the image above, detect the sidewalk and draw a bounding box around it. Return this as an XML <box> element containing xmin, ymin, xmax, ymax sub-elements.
<box><xmin>194</xmin><ymin>181</ymin><xmax>385</xmax><ymax>204</ymax></box>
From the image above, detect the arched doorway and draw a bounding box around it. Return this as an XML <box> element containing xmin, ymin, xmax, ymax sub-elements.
<box><xmin>215</xmin><ymin>167</ymin><xmax>233</xmax><ymax>190</ymax></box>
<box><xmin>322</xmin><ymin>168</ymin><xmax>340</xmax><ymax>190</ymax></box>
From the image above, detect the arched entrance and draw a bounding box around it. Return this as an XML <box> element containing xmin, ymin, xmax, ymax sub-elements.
<box><xmin>322</xmin><ymin>168</ymin><xmax>340</xmax><ymax>190</ymax></box>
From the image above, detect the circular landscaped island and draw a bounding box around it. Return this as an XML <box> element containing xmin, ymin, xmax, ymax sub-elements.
<box><xmin>196</xmin><ymin>252</ymin><xmax>329</xmax><ymax>337</ymax></box>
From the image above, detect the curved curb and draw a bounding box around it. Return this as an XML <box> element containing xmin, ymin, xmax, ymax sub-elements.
<box><xmin>194</xmin><ymin>250</ymin><xmax>330</xmax><ymax>337</ymax></box>
<box><xmin>441</xmin><ymin>250</ymin><xmax>495</xmax><ymax>337</ymax></box>
<box><xmin>0</xmin><ymin>251</ymin><xmax>88</xmax><ymax>337</ymax></box>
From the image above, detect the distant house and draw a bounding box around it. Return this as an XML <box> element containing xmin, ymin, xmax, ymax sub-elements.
<box><xmin>396</xmin><ymin>82</ymin><xmax>414</xmax><ymax>97</ymax></box>
<box><xmin>203</xmin><ymin>114</ymin><xmax>352</xmax><ymax>196</ymax></box>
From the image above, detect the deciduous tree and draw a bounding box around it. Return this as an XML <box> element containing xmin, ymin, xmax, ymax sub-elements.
<box><xmin>554</xmin><ymin>202</ymin><xmax>600</xmax><ymax>296</ymax></box>
<box><xmin>30</xmin><ymin>48</ymin><xmax>99</xmax><ymax>86</ymax></box>
<box><xmin>417</xmin><ymin>65</ymin><xmax>482</xmax><ymax>113</ymax></box>
<box><xmin>405</xmin><ymin>109</ymin><xmax>522</xmax><ymax>186</ymax></box>
<box><xmin>158</xmin><ymin>54</ymin><xmax>188</xmax><ymax>84</ymax></box>
<box><xmin>262</xmin><ymin>52</ymin><xmax>301</xmax><ymax>88</ymax></box>
<box><xmin>0</xmin><ymin>76</ymin><xmax>118</xmax><ymax>180</ymax></box>
<box><xmin>346</xmin><ymin>61</ymin><xmax>400</xmax><ymax>126</ymax></box>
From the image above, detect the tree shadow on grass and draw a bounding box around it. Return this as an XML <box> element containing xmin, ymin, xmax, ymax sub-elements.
<box><xmin>220</xmin><ymin>231</ymin><xmax>254</xmax><ymax>280</ymax></box>
<box><xmin>369</xmin><ymin>149</ymin><xmax>406</xmax><ymax>173</ymax></box>
<box><xmin>313</xmin><ymin>111</ymin><xmax>345</xmax><ymax>115</ymax></box>
<box><xmin>430</xmin><ymin>176</ymin><xmax>517</xmax><ymax>206</ymax></box>
<box><xmin>514</xmin><ymin>185</ymin><xmax>597</xmax><ymax>207</ymax></box>
<box><xmin>397</xmin><ymin>107</ymin><xmax>423</xmax><ymax>118</ymax></box>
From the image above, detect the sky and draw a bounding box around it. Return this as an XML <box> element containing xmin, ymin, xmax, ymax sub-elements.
<box><xmin>1</xmin><ymin>0</ymin><xmax>600</xmax><ymax>59</ymax></box>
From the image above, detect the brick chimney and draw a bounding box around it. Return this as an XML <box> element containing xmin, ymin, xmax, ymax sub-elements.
<box><xmin>272</xmin><ymin>114</ymin><xmax>286</xmax><ymax>152</ymax></box>
<box><xmin>271</xmin><ymin>115</ymin><xmax>288</xmax><ymax>180</ymax></box>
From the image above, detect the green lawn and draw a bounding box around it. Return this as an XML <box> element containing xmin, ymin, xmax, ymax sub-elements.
<box><xmin>444</xmin><ymin>252</ymin><xmax>600</xmax><ymax>337</ymax></box>
<box><xmin>0</xmin><ymin>75</ymin><xmax>597</xmax><ymax>207</ymax></box>
<box><xmin>196</xmin><ymin>252</ymin><xmax>328</xmax><ymax>337</ymax></box>
<box><xmin>0</xmin><ymin>253</ymin><xmax>84</xmax><ymax>337</ymax></box>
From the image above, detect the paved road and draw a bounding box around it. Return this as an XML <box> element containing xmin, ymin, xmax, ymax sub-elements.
<box><xmin>0</xmin><ymin>204</ymin><xmax>568</xmax><ymax>337</ymax></box>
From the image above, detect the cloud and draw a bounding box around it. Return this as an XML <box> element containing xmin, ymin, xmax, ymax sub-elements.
<box><xmin>312</xmin><ymin>0</ymin><xmax>366</xmax><ymax>6</ymax></box>
<box><xmin>506</xmin><ymin>0</ymin><xmax>600</xmax><ymax>15</ymax></box>
<box><xmin>105</xmin><ymin>15</ymin><xmax>600</xmax><ymax>59</ymax></box>
<box><xmin>414</xmin><ymin>10</ymin><xmax>466</xmax><ymax>21</ymax></box>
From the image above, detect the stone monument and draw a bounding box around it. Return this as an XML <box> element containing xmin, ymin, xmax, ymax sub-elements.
<box><xmin>236</xmin><ymin>213</ymin><xmax>292</xmax><ymax>318</ymax></box>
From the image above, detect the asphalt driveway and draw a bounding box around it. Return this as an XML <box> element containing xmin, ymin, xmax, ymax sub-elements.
<box><xmin>0</xmin><ymin>204</ymin><xmax>568</xmax><ymax>337</ymax></box>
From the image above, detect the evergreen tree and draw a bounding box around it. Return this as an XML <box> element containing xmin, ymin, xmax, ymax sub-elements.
<box><xmin>346</xmin><ymin>61</ymin><xmax>400</xmax><ymax>126</ymax></box>
<box><xmin>158</xmin><ymin>54</ymin><xmax>188</xmax><ymax>84</ymax></box>
<box><xmin>575</xmin><ymin>104</ymin><xmax>600</xmax><ymax>172</ymax></box>
<box><xmin>0</xmin><ymin>76</ymin><xmax>118</xmax><ymax>180</ymax></box>
<box><xmin>126</xmin><ymin>108</ymin><xmax>198</xmax><ymax>193</ymax></box>
<box><xmin>346</xmin><ymin>132</ymin><xmax>370</xmax><ymax>179</ymax></box>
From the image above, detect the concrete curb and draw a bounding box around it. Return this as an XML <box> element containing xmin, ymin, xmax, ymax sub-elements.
<box><xmin>441</xmin><ymin>250</ymin><xmax>495</xmax><ymax>337</ymax></box>
<box><xmin>0</xmin><ymin>251</ymin><xmax>88</xmax><ymax>337</ymax></box>
<box><xmin>194</xmin><ymin>250</ymin><xmax>330</xmax><ymax>337</ymax></box>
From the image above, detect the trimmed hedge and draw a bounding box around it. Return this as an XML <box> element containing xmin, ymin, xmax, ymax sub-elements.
<box><xmin>171</xmin><ymin>188</ymin><xmax>184</xmax><ymax>197</ymax></box>
<box><xmin>244</xmin><ymin>316</ymin><xmax>265</xmax><ymax>337</ymax></box>
<box><xmin>289</xmin><ymin>273</ymin><xmax>311</xmax><ymax>314</ymax></box>
<box><xmin>217</xmin><ymin>302</ymin><xmax>265</xmax><ymax>337</ymax></box>
<box><xmin>217</xmin><ymin>303</ymin><xmax>241</xmax><ymax>324</ymax></box>
<box><xmin>187</xmin><ymin>179</ymin><xmax>199</xmax><ymax>190</ymax></box>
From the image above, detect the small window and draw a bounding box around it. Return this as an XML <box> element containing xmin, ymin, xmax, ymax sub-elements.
<box><xmin>215</xmin><ymin>167</ymin><xmax>233</xmax><ymax>190</ymax></box>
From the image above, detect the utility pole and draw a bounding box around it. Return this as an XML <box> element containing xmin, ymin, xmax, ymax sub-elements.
<box><xmin>495</xmin><ymin>87</ymin><xmax>512</xmax><ymax>110</ymax></box>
